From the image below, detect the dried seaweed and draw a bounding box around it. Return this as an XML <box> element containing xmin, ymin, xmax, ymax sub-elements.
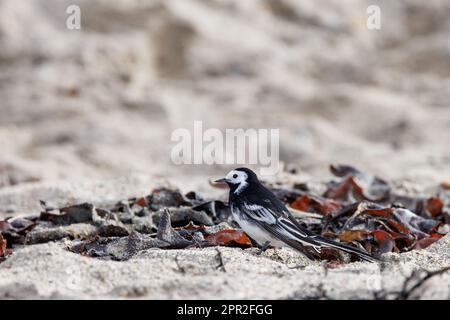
<box><xmin>1</xmin><ymin>164</ymin><xmax>448</xmax><ymax>263</ymax></box>
<box><xmin>205</xmin><ymin>230</ymin><xmax>252</xmax><ymax>248</ymax></box>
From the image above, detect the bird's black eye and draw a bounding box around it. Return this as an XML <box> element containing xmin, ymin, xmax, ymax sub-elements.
<box><xmin>233</xmin><ymin>174</ymin><xmax>238</xmax><ymax>179</ymax></box>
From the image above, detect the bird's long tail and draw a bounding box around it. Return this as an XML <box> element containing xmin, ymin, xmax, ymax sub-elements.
<box><xmin>315</xmin><ymin>236</ymin><xmax>380</xmax><ymax>263</ymax></box>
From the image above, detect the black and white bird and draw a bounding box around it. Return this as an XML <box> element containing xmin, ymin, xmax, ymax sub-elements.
<box><xmin>215</xmin><ymin>167</ymin><xmax>379</xmax><ymax>263</ymax></box>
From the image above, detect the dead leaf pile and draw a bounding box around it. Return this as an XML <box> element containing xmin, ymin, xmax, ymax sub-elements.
<box><xmin>0</xmin><ymin>165</ymin><xmax>448</xmax><ymax>263</ymax></box>
<box><xmin>297</xmin><ymin>165</ymin><xmax>448</xmax><ymax>256</ymax></box>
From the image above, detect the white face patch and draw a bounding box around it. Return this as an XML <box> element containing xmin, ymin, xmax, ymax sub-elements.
<box><xmin>225</xmin><ymin>170</ymin><xmax>248</xmax><ymax>194</ymax></box>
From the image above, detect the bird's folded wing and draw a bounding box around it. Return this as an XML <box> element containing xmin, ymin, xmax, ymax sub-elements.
<box><xmin>240</xmin><ymin>203</ymin><xmax>320</xmax><ymax>246</ymax></box>
<box><xmin>239</xmin><ymin>201</ymin><xmax>378</xmax><ymax>262</ymax></box>
<box><xmin>241</xmin><ymin>203</ymin><xmax>277</xmax><ymax>224</ymax></box>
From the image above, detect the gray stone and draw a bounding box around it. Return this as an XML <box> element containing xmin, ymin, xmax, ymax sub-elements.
<box><xmin>25</xmin><ymin>223</ymin><xmax>98</xmax><ymax>244</ymax></box>
<box><xmin>156</xmin><ymin>209</ymin><xmax>193</xmax><ymax>249</ymax></box>
<box><xmin>153</xmin><ymin>207</ymin><xmax>214</xmax><ymax>226</ymax></box>
<box><xmin>105</xmin><ymin>232</ymin><xmax>170</xmax><ymax>260</ymax></box>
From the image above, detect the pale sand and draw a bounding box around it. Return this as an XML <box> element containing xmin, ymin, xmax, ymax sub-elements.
<box><xmin>0</xmin><ymin>0</ymin><xmax>449</xmax><ymax>299</ymax></box>
<box><xmin>0</xmin><ymin>234</ymin><xmax>449</xmax><ymax>299</ymax></box>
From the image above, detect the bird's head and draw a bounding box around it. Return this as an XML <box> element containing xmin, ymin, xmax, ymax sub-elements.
<box><xmin>214</xmin><ymin>167</ymin><xmax>259</xmax><ymax>194</ymax></box>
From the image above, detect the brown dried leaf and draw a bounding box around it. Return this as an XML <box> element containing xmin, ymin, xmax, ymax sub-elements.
<box><xmin>0</xmin><ymin>221</ymin><xmax>13</xmax><ymax>233</ymax></box>
<box><xmin>371</xmin><ymin>230</ymin><xmax>395</xmax><ymax>254</ymax></box>
<box><xmin>290</xmin><ymin>195</ymin><xmax>342</xmax><ymax>216</ymax></box>
<box><xmin>326</xmin><ymin>165</ymin><xmax>390</xmax><ymax>202</ymax></box>
<box><xmin>338</xmin><ymin>230</ymin><xmax>370</xmax><ymax>243</ymax></box>
<box><xmin>290</xmin><ymin>195</ymin><xmax>310</xmax><ymax>211</ymax></box>
<box><xmin>0</xmin><ymin>235</ymin><xmax>6</xmax><ymax>257</ymax></box>
<box><xmin>135</xmin><ymin>197</ymin><xmax>148</xmax><ymax>207</ymax></box>
<box><xmin>359</xmin><ymin>205</ymin><xmax>440</xmax><ymax>238</ymax></box>
<box><xmin>425</xmin><ymin>197</ymin><xmax>444</xmax><ymax>217</ymax></box>
<box><xmin>362</xmin><ymin>207</ymin><xmax>394</xmax><ymax>218</ymax></box>
<box><xmin>413</xmin><ymin>236</ymin><xmax>442</xmax><ymax>250</ymax></box>
<box><xmin>386</xmin><ymin>219</ymin><xmax>412</xmax><ymax>235</ymax></box>
<box><xmin>205</xmin><ymin>230</ymin><xmax>252</xmax><ymax>248</ymax></box>
<box><xmin>326</xmin><ymin>176</ymin><xmax>363</xmax><ymax>200</ymax></box>
<box><xmin>390</xmin><ymin>232</ymin><xmax>415</xmax><ymax>251</ymax></box>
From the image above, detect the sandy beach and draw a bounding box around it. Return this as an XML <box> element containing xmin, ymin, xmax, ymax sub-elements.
<box><xmin>0</xmin><ymin>0</ymin><xmax>449</xmax><ymax>299</ymax></box>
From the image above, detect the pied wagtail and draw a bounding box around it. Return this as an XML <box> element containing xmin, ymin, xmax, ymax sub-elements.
<box><xmin>215</xmin><ymin>167</ymin><xmax>379</xmax><ymax>262</ymax></box>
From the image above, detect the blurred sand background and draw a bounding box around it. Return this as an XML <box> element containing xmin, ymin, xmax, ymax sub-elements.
<box><xmin>1</xmin><ymin>0</ymin><xmax>450</xmax><ymax>300</ymax></box>
<box><xmin>0</xmin><ymin>0</ymin><xmax>449</xmax><ymax>213</ymax></box>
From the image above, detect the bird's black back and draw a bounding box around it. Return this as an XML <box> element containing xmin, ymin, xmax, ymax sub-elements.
<box><xmin>230</xmin><ymin>171</ymin><xmax>321</xmax><ymax>238</ymax></box>
<box><xmin>229</xmin><ymin>171</ymin><xmax>294</xmax><ymax>222</ymax></box>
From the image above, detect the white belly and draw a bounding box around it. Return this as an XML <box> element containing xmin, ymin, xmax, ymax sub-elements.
<box><xmin>231</xmin><ymin>206</ymin><xmax>286</xmax><ymax>248</ymax></box>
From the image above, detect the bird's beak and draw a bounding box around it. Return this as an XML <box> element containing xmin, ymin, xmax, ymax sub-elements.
<box><xmin>214</xmin><ymin>178</ymin><xmax>228</xmax><ymax>183</ymax></box>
